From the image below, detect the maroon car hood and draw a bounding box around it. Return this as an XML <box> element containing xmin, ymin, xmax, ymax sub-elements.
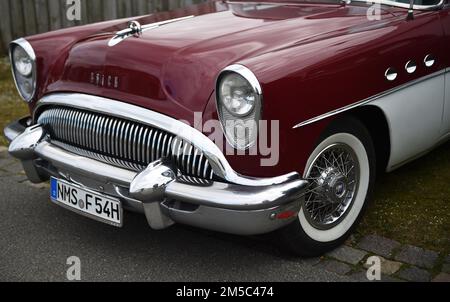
<box><xmin>40</xmin><ymin>2</ymin><xmax>395</xmax><ymax>122</ymax></box>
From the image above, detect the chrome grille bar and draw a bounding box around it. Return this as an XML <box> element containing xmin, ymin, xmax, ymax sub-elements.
<box><xmin>37</xmin><ymin>107</ymin><xmax>214</xmax><ymax>180</ymax></box>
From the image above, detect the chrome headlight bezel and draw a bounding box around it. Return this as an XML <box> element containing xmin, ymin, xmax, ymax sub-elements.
<box><xmin>9</xmin><ymin>38</ymin><xmax>37</xmax><ymax>102</ymax></box>
<box><xmin>215</xmin><ymin>64</ymin><xmax>263</xmax><ymax>150</ymax></box>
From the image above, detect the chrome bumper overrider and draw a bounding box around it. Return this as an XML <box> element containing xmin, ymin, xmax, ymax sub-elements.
<box><xmin>5</xmin><ymin>111</ymin><xmax>307</xmax><ymax>235</ymax></box>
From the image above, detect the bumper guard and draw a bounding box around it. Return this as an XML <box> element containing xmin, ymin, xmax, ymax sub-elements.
<box><xmin>4</xmin><ymin>118</ymin><xmax>307</xmax><ymax>235</ymax></box>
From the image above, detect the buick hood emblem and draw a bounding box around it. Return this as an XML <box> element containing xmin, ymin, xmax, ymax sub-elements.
<box><xmin>90</xmin><ymin>72</ymin><xmax>120</xmax><ymax>89</ymax></box>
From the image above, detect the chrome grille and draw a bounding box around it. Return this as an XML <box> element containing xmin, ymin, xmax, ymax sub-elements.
<box><xmin>37</xmin><ymin>107</ymin><xmax>215</xmax><ymax>180</ymax></box>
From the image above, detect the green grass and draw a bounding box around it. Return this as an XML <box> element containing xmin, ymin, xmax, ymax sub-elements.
<box><xmin>0</xmin><ymin>57</ymin><xmax>449</xmax><ymax>254</ymax></box>
<box><xmin>0</xmin><ymin>57</ymin><xmax>29</xmax><ymax>146</ymax></box>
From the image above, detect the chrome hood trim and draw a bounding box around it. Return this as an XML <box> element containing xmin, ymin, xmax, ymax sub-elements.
<box><xmin>35</xmin><ymin>93</ymin><xmax>300</xmax><ymax>187</ymax></box>
<box><xmin>108</xmin><ymin>16</ymin><xmax>194</xmax><ymax>47</ymax></box>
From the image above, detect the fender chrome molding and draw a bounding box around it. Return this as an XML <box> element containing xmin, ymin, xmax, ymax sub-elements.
<box><xmin>35</xmin><ymin>93</ymin><xmax>300</xmax><ymax>187</ymax></box>
<box><xmin>293</xmin><ymin>69</ymin><xmax>447</xmax><ymax>129</ymax></box>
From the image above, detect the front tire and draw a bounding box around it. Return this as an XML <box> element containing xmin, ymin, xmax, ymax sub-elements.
<box><xmin>279</xmin><ymin>117</ymin><xmax>376</xmax><ymax>257</ymax></box>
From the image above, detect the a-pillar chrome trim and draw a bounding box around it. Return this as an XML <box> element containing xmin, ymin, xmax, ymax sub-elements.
<box><xmin>35</xmin><ymin>93</ymin><xmax>299</xmax><ymax>187</ymax></box>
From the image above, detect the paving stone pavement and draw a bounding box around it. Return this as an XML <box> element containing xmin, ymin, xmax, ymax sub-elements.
<box><xmin>0</xmin><ymin>149</ymin><xmax>448</xmax><ymax>282</ymax></box>
<box><xmin>363</xmin><ymin>256</ymin><xmax>402</xmax><ymax>275</ymax></box>
<box><xmin>357</xmin><ymin>234</ymin><xmax>401</xmax><ymax>258</ymax></box>
<box><xmin>394</xmin><ymin>245</ymin><xmax>439</xmax><ymax>269</ymax></box>
<box><xmin>327</xmin><ymin>245</ymin><xmax>367</xmax><ymax>265</ymax></box>
<box><xmin>316</xmin><ymin>260</ymin><xmax>352</xmax><ymax>275</ymax></box>
<box><xmin>308</xmin><ymin>234</ymin><xmax>445</xmax><ymax>282</ymax></box>
<box><xmin>432</xmin><ymin>273</ymin><xmax>450</xmax><ymax>282</ymax></box>
<box><xmin>397</xmin><ymin>266</ymin><xmax>432</xmax><ymax>282</ymax></box>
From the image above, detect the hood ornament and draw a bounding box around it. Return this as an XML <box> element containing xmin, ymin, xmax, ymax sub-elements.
<box><xmin>108</xmin><ymin>15</ymin><xmax>194</xmax><ymax>47</ymax></box>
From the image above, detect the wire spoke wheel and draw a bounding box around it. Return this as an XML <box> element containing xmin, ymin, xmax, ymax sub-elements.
<box><xmin>280</xmin><ymin>119</ymin><xmax>374</xmax><ymax>256</ymax></box>
<box><xmin>303</xmin><ymin>143</ymin><xmax>360</xmax><ymax>230</ymax></box>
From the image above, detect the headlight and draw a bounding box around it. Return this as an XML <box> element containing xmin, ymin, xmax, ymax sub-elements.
<box><xmin>10</xmin><ymin>38</ymin><xmax>37</xmax><ymax>102</ymax></box>
<box><xmin>13</xmin><ymin>46</ymin><xmax>33</xmax><ymax>77</ymax></box>
<box><xmin>219</xmin><ymin>73</ymin><xmax>256</xmax><ymax>117</ymax></box>
<box><xmin>216</xmin><ymin>65</ymin><xmax>262</xmax><ymax>150</ymax></box>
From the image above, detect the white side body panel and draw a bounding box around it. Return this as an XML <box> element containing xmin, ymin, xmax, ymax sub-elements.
<box><xmin>444</xmin><ymin>70</ymin><xmax>450</xmax><ymax>135</ymax></box>
<box><xmin>370</xmin><ymin>73</ymin><xmax>445</xmax><ymax>171</ymax></box>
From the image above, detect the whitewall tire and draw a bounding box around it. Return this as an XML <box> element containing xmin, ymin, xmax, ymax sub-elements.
<box><xmin>279</xmin><ymin>117</ymin><xmax>376</xmax><ymax>257</ymax></box>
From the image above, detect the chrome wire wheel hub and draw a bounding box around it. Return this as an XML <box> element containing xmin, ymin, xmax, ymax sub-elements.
<box><xmin>304</xmin><ymin>143</ymin><xmax>360</xmax><ymax>230</ymax></box>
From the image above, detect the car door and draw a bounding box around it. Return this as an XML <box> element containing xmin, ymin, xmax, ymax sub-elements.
<box><xmin>440</xmin><ymin>0</ymin><xmax>450</xmax><ymax>135</ymax></box>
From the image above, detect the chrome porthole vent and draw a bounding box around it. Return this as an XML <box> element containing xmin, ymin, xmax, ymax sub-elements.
<box><xmin>303</xmin><ymin>144</ymin><xmax>359</xmax><ymax>230</ymax></box>
<box><xmin>424</xmin><ymin>54</ymin><xmax>436</xmax><ymax>68</ymax></box>
<box><xmin>405</xmin><ymin>60</ymin><xmax>417</xmax><ymax>74</ymax></box>
<box><xmin>385</xmin><ymin>67</ymin><xmax>398</xmax><ymax>81</ymax></box>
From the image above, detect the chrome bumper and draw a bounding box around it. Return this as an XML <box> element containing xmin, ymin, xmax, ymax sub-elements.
<box><xmin>4</xmin><ymin>118</ymin><xmax>307</xmax><ymax>235</ymax></box>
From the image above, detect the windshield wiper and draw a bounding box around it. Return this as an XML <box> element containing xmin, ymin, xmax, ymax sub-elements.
<box><xmin>407</xmin><ymin>0</ymin><xmax>415</xmax><ymax>20</ymax></box>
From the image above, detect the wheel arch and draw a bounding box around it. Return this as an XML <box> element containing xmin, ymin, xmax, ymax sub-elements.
<box><xmin>344</xmin><ymin>105</ymin><xmax>391</xmax><ymax>174</ymax></box>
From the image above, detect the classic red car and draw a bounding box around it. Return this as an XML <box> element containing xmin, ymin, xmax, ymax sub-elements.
<box><xmin>4</xmin><ymin>0</ymin><xmax>450</xmax><ymax>256</ymax></box>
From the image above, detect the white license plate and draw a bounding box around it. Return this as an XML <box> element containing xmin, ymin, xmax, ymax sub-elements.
<box><xmin>50</xmin><ymin>177</ymin><xmax>123</xmax><ymax>227</ymax></box>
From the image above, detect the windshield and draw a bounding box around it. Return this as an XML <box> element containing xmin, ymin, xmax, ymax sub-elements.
<box><xmin>229</xmin><ymin>0</ymin><xmax>443</xmax><ymax>8</ymax></box>
<box><xmin>352</xmin><ymin>0</ymin><xmax>442</xmax><ymax>7</ymax></box>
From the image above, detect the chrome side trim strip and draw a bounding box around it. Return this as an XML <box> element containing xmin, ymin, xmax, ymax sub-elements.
<box><xmin>293</xmin><ymin>69</ymin><xmax>447</xmax><ymax>129</ymax></box>
<box><xmin>35</xmin><ymin>93</ymin><xmax>299</xmax><ymax>186</ymax></box>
